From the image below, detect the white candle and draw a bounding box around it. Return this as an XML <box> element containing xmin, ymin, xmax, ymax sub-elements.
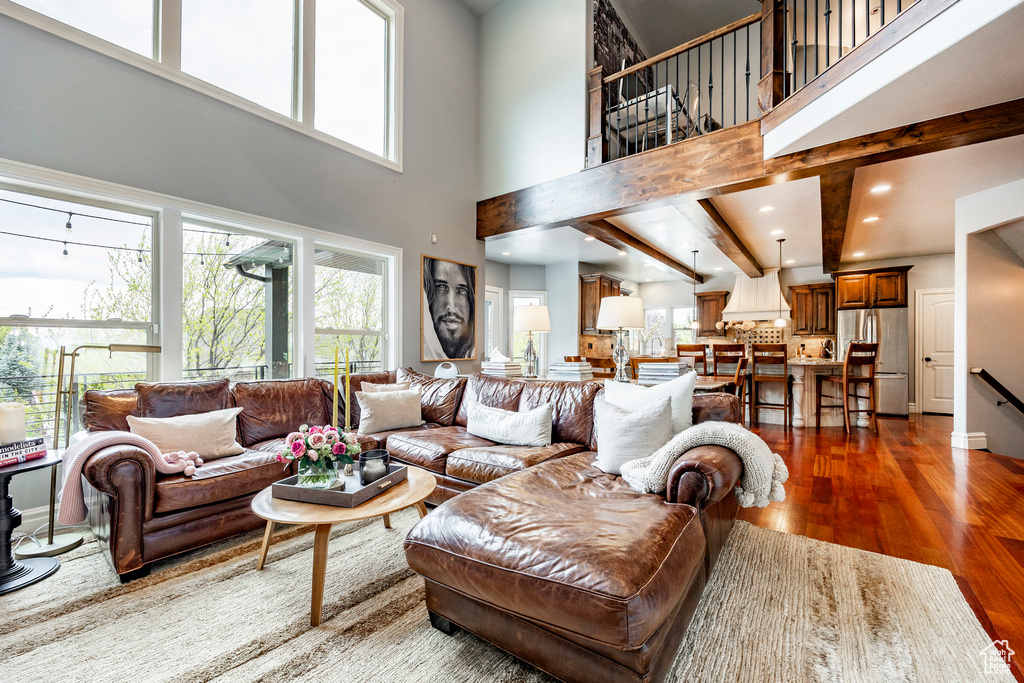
<box><xmin>361</xmin><ymin>460</ymin><xmax>387</xmax><ymax>484</ymax></box>
<box><xmin>0</xmin><ymin>402</ymin><xmax>27</xmax><ymax>444</ymax></box>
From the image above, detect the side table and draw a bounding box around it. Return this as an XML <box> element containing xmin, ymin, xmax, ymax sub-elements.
<box><xmin>0</xmin><ymin>451</ymin><xmax>63</xmax><ymax>595</ymax></box>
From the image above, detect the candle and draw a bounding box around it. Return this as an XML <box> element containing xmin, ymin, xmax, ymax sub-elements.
<box><xmin>0</xmin><ymin>402</ymin><xmax>27</xmax><ymax>444</ymax></box>
<box><xmin>361</xmin><ymin>459</ymin><xmax>387</xmax><ymax>484</ymax></box>
<box><xmin>345</xmin><ymin>348</ymin><xmax>351</xmax><ymax>432</ymax></box>
<box><xmin>332</xmin><ymin>347</ymin><xmax>339</xmax><ymax>429</ymax></box>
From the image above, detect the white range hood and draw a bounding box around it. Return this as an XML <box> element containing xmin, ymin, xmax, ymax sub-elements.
<box><xmin>721</xmin><ymin>268</ymin><xmax>791</xmax><ymax>322</ymax></box>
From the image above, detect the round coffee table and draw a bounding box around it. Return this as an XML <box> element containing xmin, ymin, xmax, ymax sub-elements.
<box><xmin>251</xmin><ymin>465</ymin><xmax>436</xmax><ymax>626</ymax></box>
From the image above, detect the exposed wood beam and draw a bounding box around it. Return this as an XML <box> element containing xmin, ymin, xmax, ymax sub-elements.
<box><xmin>818</xmin><ymin>170</ymin><xmax>856</xmax><ymax>274</ymax></box>
<box><xmin>676</xmin><ymin>200</ymin><xmax>764</xmax><ymax>278</ymax></box>
<box><xmin>477</xmin><ymin>98</ymin><xmax>1024</xmax><ymax>239</ymax></box>
<box><xmin>575</xmin><ymin>220</ymin><xmax>704</xmax><ymax>284</ymax></box>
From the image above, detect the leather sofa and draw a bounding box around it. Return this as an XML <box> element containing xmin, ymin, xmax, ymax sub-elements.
<box><xmin>404</xmin><ymin>393</ymin><xmax>744</xmax><ymax>683</ymax></box>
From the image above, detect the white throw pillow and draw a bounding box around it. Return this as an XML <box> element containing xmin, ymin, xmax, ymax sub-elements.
<box><xmin>603</xmin><ymin>372</ymin><xmax>696</xmax><ymax>434</ymax></box>
<box><xmin>359</xmin><ymin>382</ymin><xmax>411</xmax><ymax>393</ymax></box>
<box><xmin>356</xmin><ymin>387</ymin><xmax>424</xmax><ymax>434</ymax></box>
<box><xmin>593</xmin><ymin>396</ymin><xmax>672</xmax><ymax>475</ymax></box>
<box><xmin>127</xmin><ymin>407</ymin><xmax>245</xmax><ymax>460</ymax></box>
<box><xmin>465</xmin><ymin>400</ymin><xmax>553</xmax><ymax>447</ymax></box>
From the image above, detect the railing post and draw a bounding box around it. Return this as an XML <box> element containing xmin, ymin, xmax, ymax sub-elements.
<box><xmin>759</xmin><ymin>0</ymin><xmax>786</xmax><ymax>115</ymax></box>
<box><xmin>587</xmin><ymin>65</ymin><xmax>606</xmax><ymax>168</ymax></box>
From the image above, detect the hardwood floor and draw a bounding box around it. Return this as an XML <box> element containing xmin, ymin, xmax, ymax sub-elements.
<box><xmin>738</xmin><ymin>414</ymin><xmax>1024</xmax><ymax>681</ymax></box>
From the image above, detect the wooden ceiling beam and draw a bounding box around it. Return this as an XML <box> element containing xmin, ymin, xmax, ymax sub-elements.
<box><xmin>575</xmin><ymin>220</ymin><xmax>704</xmax><ymax>284</ymax></box>
<box><xmin>676</xmin><ymin>200</ymin><xmax>764</xmax><ymax>278</ymax></box>
<box><xmin>819</xmin><ymin>170</ymin><xmax>856</xmax><ymax>274</ymax></box>
<box><xmin>477</xmin><ymin>98</ymin><xmax>1024</xmax><ymax>240</ymax></box>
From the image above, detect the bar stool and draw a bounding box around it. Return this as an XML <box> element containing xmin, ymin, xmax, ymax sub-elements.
<box><xmin>676</xmin><ymin>343</ymin><xmax>708</xmax><ymax>375</ymax></box>
<box><xmin>727</xmin><ymin>357</ymin><xmax>749</xmax><ymax>423</ymax></box>
<box><xmin>563</xmin><ymin>356</ymin><xmax>582</xmax><ymax>362</ymax></box>
<box><xmin>816</xmin><ymin>342</ymin><xmax>878</xmax><ymax>433</ymax></box>
<box><xmin>711</xmin><ymin>343</ymin><xmax>745</xmax><ymax>377</ymax></box>
<box><xmin>750</xmin><ymin>343</ymin><xmax>789</xmax><ymax>427</ymax></box>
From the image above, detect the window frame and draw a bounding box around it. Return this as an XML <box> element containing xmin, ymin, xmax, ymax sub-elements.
<box><xmin>509</xmin><ymin>290</ymin><xmax>547</xmax><ymax>372</ymax></box>
<box><xmin>0</xmin><ymin>0</ymin><xmax>405</xmax><ymax>171</ymax></box>
<box><xmin>483</xmin><ymin>285</ymin><xmax>504</xmax><ymax>357</ymax></box>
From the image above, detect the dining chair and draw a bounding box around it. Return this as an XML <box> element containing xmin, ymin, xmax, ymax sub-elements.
<box><xmin>816</xmin><ymin>342</ymin><xmax>879</xmax><ymax>433</ymax></box>
<box><xmin>729</xmin><ymin>357</ymin><xmax>749</xmax><ymax>423</ymax></box>
<box><xmin>629</xmin><ymin>355</ymin><xmax>675</xmax><ymax>380</ymax></box>
<box><xmin>563</xmin><ymin>356</ymin><xmax>582</xmax><ymax>362</ymax></box>
<box><xmin>676</xmin><ymin>344</ymin><xmax>708</xmax><ymax>375</ymax></box>
<box><xmin>584</xmin><ymin>356</ymin><xmax>617</xmax><ymax>379</ymax></box>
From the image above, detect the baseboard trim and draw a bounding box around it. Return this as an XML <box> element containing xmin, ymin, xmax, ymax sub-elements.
<box><xmin>951</xmin><ymin>431</ymin><xmax>988</xmax><ymax>450</ymax></box>
<box><xmin>15</xmin><ymin>505</ymin><xmax>53</xmax><ymax>536</ymax></box>
<box><xmin>908</xmin><ymin>402</ymin><xmax>917</xmax><ymax>414</ymax></box>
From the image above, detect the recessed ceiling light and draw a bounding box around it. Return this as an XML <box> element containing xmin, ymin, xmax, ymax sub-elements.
<box><xmin>679</xmin><ymin>241</ymin><xmax>692</xmax><ymax>249</ymax></box>
<box><xmin>618</xmin><ymin>251</ymin><xmax>627</xmax><ymax>256</ymax></box>
<box><xmin>770</xmin><ymin>229</ymin><xmax>784</xmax><ymax>235</ymax></box>
<box><xmin>714</xmin><ymin>267</ymin><xmax>723</xmax><ymax>271</ymax></box>
<box><xmin>642</xmin><ymin>263</ymin><xmax>650</xmax><ymax>267</ymax></box>
<box><xmin>501</xmin><ymin>251</ymin><xmax>511</xmax><ymax>256</ymax></box>
<box><xmin>785</xmin><ymin>259</ymin><xmax>795</xmax><ymax>264</ymax></box>
<box><xmin>654</xmin><ymin>224</ymin><xmax>666</xmax><ymax>230</ymax></box>
<box><xmin>584</xmin><ymin>236</ymin><xmax>595</xmax><ymax>242</ymax></box>
<box><xmin>853</xmin><ymin>252</ymin><xmax>865</xmax><ymax>257</ymax></box>
<box><xmin>760</xmin><ymin>206</ymin><xmax>774</xmax><ymax>212</ymax></box>
<box><xmin>863</xmin><ymin>216</ymin><xmax>879</xmax><ymax>223</ymax></box>
<box><xmin>645</xmin><ymin>278</ymin><xmax>652</xmax><ymax>282</ymax></box>
<box><xmin>870</xmin><ymin>184</ymin><xmax>891</xmax><ymax>194</ymax></box>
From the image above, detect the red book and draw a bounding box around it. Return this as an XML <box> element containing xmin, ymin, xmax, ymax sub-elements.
<box><xmin>0</xmin><ymin>449</ymin><xmax>47</xmax><ymax>468</ymax></box>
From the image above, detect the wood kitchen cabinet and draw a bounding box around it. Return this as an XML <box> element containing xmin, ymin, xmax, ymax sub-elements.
<box><xmin>790</xmin><ymin>283</ymin><xmax>836</xmax><ymax>336</ymax></box>
<box><xmin>833</xmin><ymin>266</ymin><xmax>911</xmax><ymax>309</ymax></box>
<box><xmin>579</xmin><ymin>273</ymin><xmax>622</xmax><ymax>334</ymax></box>
<box><xmin>695</xmin><ymin>291</ymin><xmax>729</xmax><ymax>336</ymax></box>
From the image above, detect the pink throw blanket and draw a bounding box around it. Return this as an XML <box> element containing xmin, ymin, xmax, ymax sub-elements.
<box><xmin>58</xmin><ymin>431</ymin><xmax>203</xmax><ymax>526</ymax></box>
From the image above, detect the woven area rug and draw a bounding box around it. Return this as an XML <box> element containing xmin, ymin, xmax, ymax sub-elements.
<box><xmin>0</xmin><ymin>513</ymin><xmax>1011</xmax><ymax>682</ymax></box>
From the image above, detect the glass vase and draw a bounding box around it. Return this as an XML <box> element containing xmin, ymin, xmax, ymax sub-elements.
<box><xmin>297</xmin><ymin>460</ymin><xmax>337</xmax><ymax>489</ymax></box>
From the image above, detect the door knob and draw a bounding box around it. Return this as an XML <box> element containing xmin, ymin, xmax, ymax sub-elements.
<box><xmin>924</xmin><ymin>357</ymin><xmax>932</xmax><ymax>362</ymax></box>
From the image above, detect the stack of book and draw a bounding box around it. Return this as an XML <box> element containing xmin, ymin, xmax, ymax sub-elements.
<box><xmin>481</xmin><ymin>361</ymin><xmax>523</xmax><ymax>378</ymax></box>
<box><xmin>547</xmin><ymin>362</ymin><xmax>594</xmax><ymax>381</ymax></box>
<box><xmin>637</xmin><ymin>363</ymin><xmax>692</xmax><ymax>386</ymax></box>
<box><xmin>0</xmin><ymin>437</ymin><xmax>46</xmax><ymax>468</ymax></box>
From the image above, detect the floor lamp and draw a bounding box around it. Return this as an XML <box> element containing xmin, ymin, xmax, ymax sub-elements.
<box><xmin>596</xmin><ymin>296</ymin><xmax>645</xmax><ymax>383</ymax></box>
<box><xmin>15</xmin><ymin>343</ymin><xmax>161</xmax><ymax>559</ymax></box>
<box><xmin>514</xmin><ymin>305</ymin><xmax>550</xmax><ymax>379</ymax></box>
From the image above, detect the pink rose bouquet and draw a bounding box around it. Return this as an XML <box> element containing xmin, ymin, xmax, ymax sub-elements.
<box><xmin>279</xmin><ymin>424</ymin><xmax>361</xmax><ymax>473</ymax></box>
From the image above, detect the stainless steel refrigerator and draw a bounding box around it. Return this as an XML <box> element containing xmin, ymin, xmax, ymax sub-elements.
<box><xmin>836</xmin><ymin>308</ymin><xmax>910</xmax><ymax>416</ymax></box>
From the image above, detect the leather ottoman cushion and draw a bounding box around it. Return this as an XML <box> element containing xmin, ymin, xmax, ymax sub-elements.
<box><xmin>136</xmin><ymin>378</ymin><xmax>232</xmax><ymax>418</ymax></box>
<box><xmin>154</xmin><ymin>449</ymin><xmax>291</xmax><ymax>514</ymax></box>
<box><xmin>232</xmin><ymin>378</ymin><xmax>330</xmax><ymax>447</ymax></box>
<box><xmin>352</xmin><ymin>423</ymin><xmax>441</xmax><ymax>452</ymax></box>
<box><xmin>386</xmin><ymin>426</ymin><xmax>495</xmax><ymax>474</ymax></box>
<box><xmin>446</xmin><ymin>442</ymin><xmax>586</xmax><ymax>485</ymax></box>
<box><xmin>405</xmin><ymin>452</ymin><xmax>705</xmax><ymax>648</ymax></box>
<box><xmin>454</xmin><ymin>373</ymin><xmax>525</xmax><ymax>427</ymax></box>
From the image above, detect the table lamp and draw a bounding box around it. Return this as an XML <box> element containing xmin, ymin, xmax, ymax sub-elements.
<box><xmin>596</xmin><ymin>296</ymin><xmax>645</xmax><ymax>382</ymax></box>
<box><xmin>513</xmin><ymin>305</ymin><xmax>550</xmax><ymax>378</ymax></box>
<box><xmin>15</xmin><ymin>343</ymin><xmax>161</xmax><ymax>560</ymax></box>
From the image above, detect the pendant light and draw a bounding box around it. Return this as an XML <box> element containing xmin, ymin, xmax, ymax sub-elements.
<box><xmin>774</xmin><ymin>238</ymin><xmax>787</xmax><ymax>328</ymax></box>
<box><xmin>690</xmin><ymin>250</ymin><xmax>700</xmax><ymax>330</ymax></box>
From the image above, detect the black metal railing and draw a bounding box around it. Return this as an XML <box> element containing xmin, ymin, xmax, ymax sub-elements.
<box><xmin>971</xmin><ymin>368</ymin><xmax>1024</xmax><ymax>417</ymax></box>
<box><xmin>782</xmin><ymin>0</ymin><xmax>917</xmax><ymax>96</ymax></box>
<box><xmin>600</xmin><ymin>13</ymin><xmax>761</xmax><ymax>161</ymax></box>
<box><xmin>313</xmin><ymin>360</ymin><xmax>384</xmax><ymax>378</ymax></box>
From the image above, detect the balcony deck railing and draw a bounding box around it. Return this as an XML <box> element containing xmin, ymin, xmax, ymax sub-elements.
<box><xmin>588</xmin><ymin>0</ymin><xmax>918</xmax><ymax>164</ymax></box>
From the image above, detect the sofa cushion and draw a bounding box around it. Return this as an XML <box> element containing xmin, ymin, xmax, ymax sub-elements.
<box><xmin>136</xmin><ymin>378</ymin><xmax>231</xmax><ymax>418</ymax></box>
<box><xmin>318</xmin><ymin>372</ymin><xmax>397</xmax><ymax>430</ymax></box>
<box><xmin>153</xmin><ymin>449</ymin><xmax>291</xmax><ymax>514</ymax></box>
<box><xmin>466</xmin><ymin>400</ymin><xmax>552</xmax><ymax>447</ymax></box>
<box><xmin>83</xmin><ymin>388</ymin><xmax>139</xmax><ymax>432</ymax></box>
<box><xmin>518</xmin><ymin>380</ymin><xmax>601</xmax><ymax>446</ymax></box>
<box><xmin>127</xmin><ymin>407</ymin><xmax>245</xmax><ymax>461</ymax></box>
<box><xmin>455</xmin><ymin>373</ymin><xmax>525</xmax><ymax>427</ymax></box>
<box><xmin>356</xmin><ymin>387</ymin><xmax>424</xmax><ymax>434</ymax></box>
<box><xmin>446</xmin><ymin>442</ymin><xmax>586</xmax><ymax>485</ymax></box>
<box><xmin>386</xmin><ymin>426</ymin><xmax>495</xmax><ymax>474</ymax></box>
<box><xmin>404</xmin><ymin>452</ymin><xmax>705</xmax><ymax>648</ymax></box>
<box><xmin>396</xmin><ymin>368</ymin><xmax>466</xmax><ymax>427</ymax></box>
<box><xmin>351</xmin><ymin>423</ymin><xmax>441</xmax><ymax>451</ymax></box>
<box><xmin>232</xmin><ymin>378</ymin><xmax>330</xmax><ymax>447</ymax></box>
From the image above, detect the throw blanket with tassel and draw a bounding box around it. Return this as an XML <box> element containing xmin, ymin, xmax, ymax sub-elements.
<box><xmin>620</xmin><ymin>421</ymin><xmax>788</xmax><ymax>508</ymax></box>
<box><xmin>58</xmin><ymin>431</ymin><xmax>203</xmax><ymax>526</ymax></box>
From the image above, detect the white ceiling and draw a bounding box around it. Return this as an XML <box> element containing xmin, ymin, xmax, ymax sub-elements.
<box><xmin>459</xmin><ymin>0</ymin><xmax>504</xmax><ymax>15</ymax></box>
<box><xmin>993</xmin><ymin>221</ymin><xmax>1024</xmax><ymax>263</ymax></box>
<box><xmin>609</xmin><ymin>206</ymin><xmax>741</xmax><ymax>275</ymax></box>
<box><xmin>611</xmin><ymin>0</ymin><xmax>761</xmax><ymax>55</ymax></box>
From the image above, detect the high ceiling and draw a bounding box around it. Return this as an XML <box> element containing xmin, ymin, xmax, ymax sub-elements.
<box><xmin>611</xmin><ymin>0</ymin><xmax>761</xmax><ymax>55</ymax></box>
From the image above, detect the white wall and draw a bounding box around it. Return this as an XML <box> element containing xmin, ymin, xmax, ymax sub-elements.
<box><xmin>0</xmin><ymin>0</ymin><xmax>480</xmax><ymax>510</ymax></box>
<box><xmin>545</xmin><ymin>261</ymin><xmax>581</xmax><ymax>361</ymax></box>
<box><xmin>478</xmin><ymin>0</ymin><xmax>587</xmax><ymax>198</ymax></box>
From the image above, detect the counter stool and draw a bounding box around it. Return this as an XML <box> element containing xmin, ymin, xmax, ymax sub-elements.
<box><xmin>727</xmin><ymin>357</ymin><xmax>749</xmax><ymax>423</ymax></box>
<box><xmin>750</xmin><ymin>343</ymin><xmax>789</xmax><ymax>427</ymax></box>
<box><xmin>676</xmin><ymin>344</ymin><xmax>708</xmax><ymax>375</ymax></box>
<box><xmin>711</xmin><ymin>343</ymin><xmax>745</xmax><ymax>377</ymax></box>
<box><xmin>815</xmin><ymin>342</ymin><xmax>878</xmax><ymax>433</ymax></box>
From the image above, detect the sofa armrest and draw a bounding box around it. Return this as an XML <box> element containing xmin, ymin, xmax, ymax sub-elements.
<box><xmin>665</xmin><ymin>445</ymin><xmax>742</xmax><ymax>508</ymax></box>
<box><xmin>82</xmin><ymin>444</ymin><xmax>157</xmax><ymax>522</ymax></box>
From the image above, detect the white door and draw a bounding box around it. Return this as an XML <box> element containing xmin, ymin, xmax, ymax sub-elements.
<box><xmin>918</xmin><ymin>289</ymin><xmax>955</xmax><ymax>414</ymax></box>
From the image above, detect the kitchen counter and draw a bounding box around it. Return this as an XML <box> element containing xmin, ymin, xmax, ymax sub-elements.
<box><xmin>787</xmin><ymin>358</ymin><xmax>842</xmax><ymax>366</ymax></box>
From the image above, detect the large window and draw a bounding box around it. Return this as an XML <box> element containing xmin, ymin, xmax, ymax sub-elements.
<box><xmin>509</xmin><ymin>291</ymin><xmax>546</xmax><ymax>373</ymax></box>
<box><xmin>181</xmin><ymin>223</ymin><xmax>294</xmax><ymax>381</ymax></box>
<box><xmin>181</xmin><ymin>0</ymin><xmax>295</xmax><ymax>116</ymax></box>
<box><xmin>5</xmin><ymin>0</ymin><xmax>402</xmax><ymax>164</ymax></box>
<box><xmin>313</xmin><ymin>248</ymin><xmax>388</xmax><ymax>377</ymax></box>
<box><xmin>0</xmin><ymin>186</ymin><xmax>155</xmax><ymax>443</ymax></box>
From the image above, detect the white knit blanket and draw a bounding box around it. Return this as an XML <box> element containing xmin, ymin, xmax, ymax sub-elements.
<box><xmin>58</xmin><ymin>431</ymin><xmax>202</xmax><ymax>526</ymax></box>
<box><xmin>620</xmin><ymin>421</ymin><xmax>789</xmax><ymax>508</ymax></box>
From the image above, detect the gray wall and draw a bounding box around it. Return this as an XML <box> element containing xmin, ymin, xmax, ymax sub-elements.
<box><xmin>545</xmin><ymin>262</ymin><xmax>581</xmax><ymax>362</ymax></box>
<box><xmin>509</xmin><ymin>265</ymin><xmax>547</xmax><ymax>291</ymax></box>
<box><xmin>484</xmin><ymin>259</ymin><xmax>511</xmax><ymax>292</ymax></box>
<box><xmin>0</xmin><ymin>0</ymin><xmax>480</xmax><ymax>510</ymax></box>
<box><xmin>966</xmin><ymin>228</ymin><xmax>1024</xmax><ymax>457</ymax></box>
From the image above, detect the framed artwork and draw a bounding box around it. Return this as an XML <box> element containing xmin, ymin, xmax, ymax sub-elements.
<box><xmin>421</xmin><ymin>255</ymin><xmax>477</xmax><ymax>362</ymax></box>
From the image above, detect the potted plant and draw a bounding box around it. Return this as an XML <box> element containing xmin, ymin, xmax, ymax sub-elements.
<box><xmin>278</xmin><ymin>424</ymin><xmax>362</xmax><ymax>489</ymax></box>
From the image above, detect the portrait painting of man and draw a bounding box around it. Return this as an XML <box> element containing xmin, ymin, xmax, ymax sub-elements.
<box><xmin>421</xmin><ymin>256</ymin><xmax>477</xmax><ymax>361</ymax></box>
